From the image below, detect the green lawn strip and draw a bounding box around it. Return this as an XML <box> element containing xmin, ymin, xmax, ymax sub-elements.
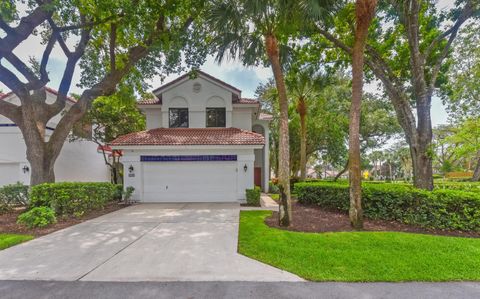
<box><xmin>0</xmin><ymin>234</ymin><xmax>34</xmax><ymax>250</ymax></box>
<box><xmin>238</xmin><ymin>211</ymin><xmax>480</xmax><ymax>282</ymax></box>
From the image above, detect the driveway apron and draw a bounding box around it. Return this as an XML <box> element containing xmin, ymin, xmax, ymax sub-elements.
<box><xmin>0</xmin><ymin>203</ymin><xmax>302</xmax><ymax>282</ymax></box>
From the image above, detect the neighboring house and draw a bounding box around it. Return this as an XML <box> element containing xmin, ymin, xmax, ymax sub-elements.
<box><xmin>110</xmin><ymin>71</ymin><xmax>271</xmax><ymax>202</ymax></box>
<box><xmin>0</xmin><ymin>89</ymin><xmax>110</xmax><ymax>186</ymax></box>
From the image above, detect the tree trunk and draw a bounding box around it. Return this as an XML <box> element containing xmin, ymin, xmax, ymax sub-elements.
<box><xmin>334</xmin><ymin>159</ymin><xmax>349</xmax><ymax>181</ymax></box>
<box><xmin>409</xmin><ymin>136</ymin><xmax>434</xmax><ymax>189</ymax></box>
<box><xmin>299</xmin><ymin>99</ymin><xmax>307</xmax><ymax>181</ymax></box>
<box><xmin>348</xmin><ymin>0</ymin><xmax>377</xmax><ymax>230</ymax></box>
<box><xmin>265</xmin><ymin>33</ymin><xmax>292</xmax><ymax>227</ymax></box>
<box><xmin>471</xmin><ymin>151</ymin><xmax>480</xmax><ymax>181</ymax></box>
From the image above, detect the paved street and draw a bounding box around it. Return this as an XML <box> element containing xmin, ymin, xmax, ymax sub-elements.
<box><xmin>1</xmin><ymin>281</ymin><xmax>480</xmax><ymax>299</ymax></box>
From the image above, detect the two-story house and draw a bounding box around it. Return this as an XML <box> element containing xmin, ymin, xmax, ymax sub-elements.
<box><xmin>0</xmin><ymin>89</ymin><xmax>110</xmax><ymax>186</ymax></box>
<box><xmin>110</xmin><ymin>71</ymin><xmax>271</xmax><ymax>202</ymax></box>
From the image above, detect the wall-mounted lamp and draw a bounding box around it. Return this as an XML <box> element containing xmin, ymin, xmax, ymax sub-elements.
<box><xmin>243</xmin><ymin>164</ymin><xmax>248</xmax><ymax>172</ymax></box>
<box><xmin>22</xmin><ymin>165</ymin><xmax>30</xmax><ymax>173</ymax></box>
<box><xmin>128</xmin><ymin>165</ymin><xmax>134</xmax><ymax>173</ymax></box>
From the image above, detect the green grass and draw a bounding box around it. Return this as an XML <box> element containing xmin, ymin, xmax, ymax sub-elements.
<box><xmin>0</xmin><ymin>234</ymin><xmax>33</xmax><ymax>250</ymax></box>
<box><xmin>238</xmin><ymin>211</ymin><xmax>480</xmax><ymax>282</ymax></box>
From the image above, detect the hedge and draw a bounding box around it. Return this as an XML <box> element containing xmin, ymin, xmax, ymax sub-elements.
<box><xmin>30</xmin><ymin>182</ymin><xmax>118</xmax><ymax>217</ymax></box>
<box><xmin>295</xmin><ymin>182</ymin><xmax>480</xmax><ymax>232</ymax></box>
<box><xmin>0</xmin><ymin>183</ymin><xmax>29</xmax><ymax>213</ymax></box>
<box><xmin>246</xmin><ymin>186</ymin><xmax>261</xmax><ymax>206</ymax></box>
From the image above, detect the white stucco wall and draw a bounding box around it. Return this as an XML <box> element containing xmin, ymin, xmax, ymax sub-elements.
<box><xmin>120</xmin><ymin>146</ymin><xmax>257</xmax><ymax>202</ymax></box>
<box><xmin>145</xmin><ymin>109</ymin><xmax>162</xmax><ymax>130</ymax></box>
<box><xmin>160</xmin><ymin>77</ymin><xmax>234</xmax><ymax>128</ymax></box>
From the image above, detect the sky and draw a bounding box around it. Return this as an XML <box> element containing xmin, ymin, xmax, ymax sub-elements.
<box><xmin>0</xmin><ymin>1</ymin><xmax>457</xmax><ymax>126</ymax></box>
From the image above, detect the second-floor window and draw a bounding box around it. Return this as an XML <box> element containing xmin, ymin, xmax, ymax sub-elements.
<box><xmin>206</xmin><ymin>108</ymin><xmax>226</xmax><ymax>127</ymax></box>
<box><xmin>169</xmin><ymin>108</ymin><xmax>189</xmax><ymax>128</ymax></box>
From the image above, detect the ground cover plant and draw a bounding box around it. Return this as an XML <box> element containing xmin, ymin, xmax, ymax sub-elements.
<box><xmin>238</xmin><ymin>210</ymin><xmax>480</xmax><ymax>281</ymax></box>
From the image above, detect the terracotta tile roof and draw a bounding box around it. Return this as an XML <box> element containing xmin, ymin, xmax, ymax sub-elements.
<box><xmin>109</xmin><ymin>127</ymin><xmax>265</xmax><ymax>146</ymax></box>
<box><xmin>152</xmin><ymin>70</ymin><xmax>241</xmax><ymax>95</ymax></box>
<box><xmin>137</xmin><ymin>97</ymin><xmax>161</xmax><ymax>105</ymax></box>
<box><xmin>259</xmin><ymin>113</ymin><xmax>273</xmax><ymax>120</ymax></box>
<box><xmin>0</xmin><ymin>87</ymin><xmax>76</xmax><ymax>103</ymax></box>
<box><xmin>235</xmin><ymin>98</ymin><xmax>259</xmax><ymax>104</ymax></box>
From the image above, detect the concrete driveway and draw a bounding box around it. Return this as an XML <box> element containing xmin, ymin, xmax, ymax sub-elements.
<box><xmin>0</xmin><ymin>203</ymin><xmax>301</xmax><ymax>282</ymax></box>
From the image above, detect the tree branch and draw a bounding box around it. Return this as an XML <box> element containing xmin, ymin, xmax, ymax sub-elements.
<box><xmin>428</xmin><ymin>0</ymin><xmax>476</xmax><ymax>95</ymax></box>
<box><xmin>0</xmin><ymin>1</ymin><xmax>53</xmax><ymax>58</ymax></box>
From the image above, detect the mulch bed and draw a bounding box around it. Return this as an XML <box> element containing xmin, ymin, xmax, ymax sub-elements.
<box><xmin>265</xmin><ymin>201</ymin><xmax>480</xmax><ymax>238</ymax></box>
<box><xmin>0</xmin><ymin>202</ymin><xmax>128</xmax><ymax>237</ymax></box>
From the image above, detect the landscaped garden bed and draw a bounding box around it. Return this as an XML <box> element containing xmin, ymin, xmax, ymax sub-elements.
<box><xmin>0</xmin><ymin>201</ymin><xmax>125</xmax><ymax>237</ymax></box>
<box><xmin>0</xmin><ymin>182</ymin><xmax>130</xmax><ymax>239</ymax></box>
<box><xmin>265</xmin><ymin>201</ymin><xmax>480</xmax><ymax>238</ymax></box>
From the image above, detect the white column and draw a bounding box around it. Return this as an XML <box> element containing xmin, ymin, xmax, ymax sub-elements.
<box><xmin>263</xmin><ymin>124</ymin><xmax>270</xmax><ymax>192</ymax></box>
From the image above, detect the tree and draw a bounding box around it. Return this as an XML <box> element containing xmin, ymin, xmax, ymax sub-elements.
<box><xmin>72</xmin><ymin>93</ymin><xmax>146</xmax><ymax>184</ymax></box>
<box><xmin>286</xmin><ymin>67</ymin><xmax>327</xmax><ymax>181</ymax></box>
<box><xmin>441</xmin><ymin>23</ymin><xmax>480</xmax><ymax>121</ymax></box>
<box><xmin>348</xmin><ymin>0</ymin><xmax>377</xmax><ymax>229</ymax></box>
<box><xmin>315</xmin><ymin>0</ymin><xmax>480</xmax><ymax>190</ymax></box>
<box><xmin>0</xmin><ymin>0</ymin><xmax>206</xmax><ymax>185</ymax></box>
<box><xmin>207</xmin><ymin>0</ymin><xmax>333</xmax><ymax>226</ymax></box>
<box><xmin>446</xmin><ymin>118</ymin><xmax>480</xmax><ymax>181</ymax></box>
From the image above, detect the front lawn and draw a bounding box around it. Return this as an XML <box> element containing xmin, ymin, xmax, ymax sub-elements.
<box><xmin>0</xmin><ymin>234</ymin><xmax>33</xmax><ymax>250</ymax></box>
<box><xmin>238</xmin><ymin>211</ymin><xmax>480</xmax><ymax>282</ymax></box>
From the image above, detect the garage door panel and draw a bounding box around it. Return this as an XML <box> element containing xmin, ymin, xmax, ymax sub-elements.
<box><xmin>142</xmin><ymin>162</ymin><xmax>237</xmax><ymax>202</ymax></box>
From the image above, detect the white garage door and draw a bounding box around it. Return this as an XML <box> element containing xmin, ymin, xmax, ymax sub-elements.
<box><xmin>142</xmin><ymin>161</ymin><xmax>237</xmax><ymax>202</ymax></box>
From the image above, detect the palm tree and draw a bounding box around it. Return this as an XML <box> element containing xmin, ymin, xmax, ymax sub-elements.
<box><xmin>348</xmin><ymin>0</ymin><xmax>377</xmax><ymax>229</ymax></box>
<box><xmin>207</xmin><ymin>0</ymin><xmax>332</xmax><ymax>226</ymax></box>
<box><xmin>286</xmin><ymin>68</ymin><xmax>326</xmax><ymax>181</ymax></box>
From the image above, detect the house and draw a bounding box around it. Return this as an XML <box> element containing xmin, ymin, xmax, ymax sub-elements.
<box><xmin>0</xmin><ymin>89</ymin><xmax>110</xmax><ymax>186</ymax></box>
<box><xmin>110</xmin><ymin>71</ymin><xmax>271</xmax><ymax>202</ymax></box>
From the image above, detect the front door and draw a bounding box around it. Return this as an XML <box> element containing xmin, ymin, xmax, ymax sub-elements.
<box><xmin>254</xmin><ymin>167</ymin><xmax>262</xmax><ymax>188</ymax></box>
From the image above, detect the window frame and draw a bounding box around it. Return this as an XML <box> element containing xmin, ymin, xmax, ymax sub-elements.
<box><xmin>206</xmin><ymin>107</ymin><xmax>226</xmax><ymax>128</ymax></box>
<box><xmin>169</xmin><ymin>108</ymin><xmax>189</xmax><ymax>128</ymax></box>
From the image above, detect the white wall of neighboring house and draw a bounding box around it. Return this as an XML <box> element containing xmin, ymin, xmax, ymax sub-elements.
<box><xmin>0</xmin><ymin>91</ymin><xmax>110</xmax><ymax>186</ymax></box>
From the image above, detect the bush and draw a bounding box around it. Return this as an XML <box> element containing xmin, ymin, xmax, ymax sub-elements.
<box><xmin>269</xmin><ymin>181</ymin><xmax>280</xmax><ymax>194</ymax></box>
<box><xmin>295</xmin><ymin>181</ymin><xmax>480</xmax><ymax>232</ymax></box>
<box><xmin>0</xmin><ymin>183</ymin><xmax>29</xmax><ymax>213</ymax></box>
<box><xmin>246</xmin><ymin>186</ymin><xmax>261</xmax><ymax>206</ymax></box>
<box><xmin>30</xmin><ymin>182</ymin><xmax>117</xmax><ymax>217</ymax></box>
<box><xmin>17</xmin><ymin>206</ymin><xmax>56</xmax><ymax>229</ymax></box>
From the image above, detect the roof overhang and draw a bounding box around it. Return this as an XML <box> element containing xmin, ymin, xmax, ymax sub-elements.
<box><xmin>111</xmin><ymin>144</ymin><xmax>264</xmax><ymax>151</ymax></box>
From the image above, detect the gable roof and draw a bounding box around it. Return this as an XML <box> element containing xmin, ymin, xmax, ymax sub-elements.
<box><xmin>0</xmin><ymin>87</ymin><xmax>76</xmax><ymax>104</ymax></box>
<box><xmin>109</xmin><ymin>127</ymin><xmax>265</xmax><ymax>146</ymax></box>
<box><xmin>152</xmin><ymin>70</ymin><xmax>242</xmax><ymax>96</ymax></box>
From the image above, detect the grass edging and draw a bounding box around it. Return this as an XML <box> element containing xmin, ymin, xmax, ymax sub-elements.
<box><xmin>0</xmin><ymin>234</ymin><xmax>33</xmax><ymax>250</ymax></box>
<box><xmin>238</xmin><ymin>210</ymin><xmax>480</xmax><ymax>282</ymax></box>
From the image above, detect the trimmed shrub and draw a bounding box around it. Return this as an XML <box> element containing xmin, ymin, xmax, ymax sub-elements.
<box><xmin>295</xmin><ymin>181</ymin><xmax>480</xmax><ymax>232</ymax></box>
<box><xmin>30</xmin><ymin>182</ymin><xmax>117</xmax><ymax>217</ymax></box>
<box><xmin>17</xmin><ymin>206</ymin><xmax>56</xmax><ymax>228</ymax></box>
<box><xmin>246</xmin><ymin>186</ymin><xmax>261</xmax><ymax>206</ymax></box>
<box><xmin>0</xmin><ymin>183</ymin><xmax>29</xmax><ymax>213</ymax></box>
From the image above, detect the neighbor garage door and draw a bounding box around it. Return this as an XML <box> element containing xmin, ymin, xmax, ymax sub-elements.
<box><xmin>142</xmin><ymin>161</ymin><xmax>237</xmax><ymax>202</ymax></box>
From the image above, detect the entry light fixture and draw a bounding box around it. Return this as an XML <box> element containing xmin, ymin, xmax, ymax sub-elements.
<box><xmin>22</xmin><ymin>165</ymin><xmax>30</xmax><ymax>173</ymax></box>
<box><xmin>128</xmin><ymin>165</ymin><xmax>134</xmax><ymax>173</ymax></box>
<box><xmin>243</xmin><ymin>164</ymin><xmax>248</xmax><ymax>172</ymax></box>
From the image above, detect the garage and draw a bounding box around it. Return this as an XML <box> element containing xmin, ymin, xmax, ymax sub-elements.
<box><xmin>142</xmin><ymin>161</ymin><xmax>237</xmax><ymax>202</ymax></box>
